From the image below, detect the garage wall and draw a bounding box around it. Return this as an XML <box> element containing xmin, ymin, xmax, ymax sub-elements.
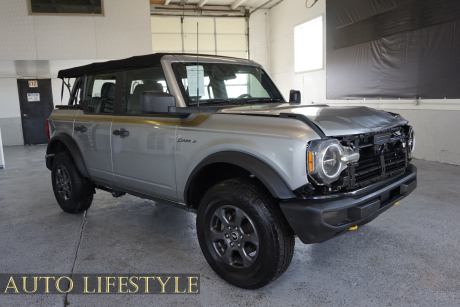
<box><xmin>269</xmin><ymin>0</ymin><xmax>460</xmax><ymax>165</ymax></box>
<box><xmin>0</xmin><ymin>0</ymin><xmax>152</xmax><ymax>146</ymax></box>
<box><xmin>0</xmin><ymin>78</ymin><xmax>23</xmax><ymax>146</ymax></box>
<box><xmin>249</xmin><ymin>9</ymin><xmax>271</xmax><ymax>73</ymax></box>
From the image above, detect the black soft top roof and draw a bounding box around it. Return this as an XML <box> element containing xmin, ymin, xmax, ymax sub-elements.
<box><xmin>57</xmin><ymin>53</ymin><xmax>244</xmax><ymax>79</ymax></box>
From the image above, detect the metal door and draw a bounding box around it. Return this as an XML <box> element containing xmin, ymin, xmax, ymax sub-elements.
<box><xmin>17</xmin><ymin>79</ymin><xmax>54</xmax><ymax>145</ymax></box>
<box><xmin>111</xmin><ymin>116</ymin><xmax>178</xmax><ymax>200</ymax></box>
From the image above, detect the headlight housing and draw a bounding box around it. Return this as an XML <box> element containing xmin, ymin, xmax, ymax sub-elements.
<box><xmin>407</xmin><ymin>127</ymin><xmax>415</xmax><ymax>152</ymax></box>
<box><xmin>307</xmin><ymin>139</ymin><xmax>359</xmax><ymax>184</ymax></box>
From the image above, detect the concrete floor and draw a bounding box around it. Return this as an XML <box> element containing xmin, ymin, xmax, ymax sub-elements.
<box><xmin>0</xmin><ymin>145</ymin><xmax>459</xmax><ymax>306</ymax></box>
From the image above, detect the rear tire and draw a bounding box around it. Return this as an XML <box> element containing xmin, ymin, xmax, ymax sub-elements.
<box><xmin>196</xmin><ymin>178</ymin><xmax>295</xmax><ymax>289</ymax></box>
<box><xmin>51</xmin><ymin>152</ymin><xmax>94</xmax><ymax>214</ymax></box>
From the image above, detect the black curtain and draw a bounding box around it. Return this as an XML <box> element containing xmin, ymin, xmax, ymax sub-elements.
<box><xmin>326</xmin><ymin>0</ymin><xmax>460</xmax><ymax>99</ymax></box>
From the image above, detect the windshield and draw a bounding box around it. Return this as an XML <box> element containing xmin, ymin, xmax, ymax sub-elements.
<box><xmin>171</xmin><ymin>63</ymin><xmax>284</xmax><ymax>106</ymax></box>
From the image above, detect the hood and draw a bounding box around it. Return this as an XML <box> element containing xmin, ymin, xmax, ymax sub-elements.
<box><xmin>217</xmin><ymin>103</ymin><xmax>408</xmax><ymax>136</ymax></box>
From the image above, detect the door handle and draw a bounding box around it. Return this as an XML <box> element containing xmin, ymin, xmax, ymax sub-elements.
<box><xmin>75</xmin><ymin>125</ymin><xmax>87</xmax><ymax>133</ymax></box>
<box><xmin>113</xmin><ymin>128</ymin><xmax>129</xmax><ymax>138</ymax></box>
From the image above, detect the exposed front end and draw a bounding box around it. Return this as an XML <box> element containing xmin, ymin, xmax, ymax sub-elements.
<box><xmin>280</xmin><ymin>124</ymin><xmax>418</xmax><ymax>244</ymax></box>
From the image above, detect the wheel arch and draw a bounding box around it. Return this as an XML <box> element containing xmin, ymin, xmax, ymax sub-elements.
<box><xmin>184</xmin><ymin>151</ymin><xmax>296</xmax><ymax>209</ymax></box>
<box><xmin>46</xmin><ymin>134</ymin><xmax>90</xmax><ymax>178</ymax></box>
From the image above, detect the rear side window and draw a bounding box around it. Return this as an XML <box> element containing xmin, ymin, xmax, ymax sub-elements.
<box><xmin>121</xmin><ymin>66</ymin><xmax>169</xmax><ymax>115</ymax></box>
<box><xmin>84</xmin><ymin>73</ymin><xmax>117</xmax><ymax>114</ymax></box>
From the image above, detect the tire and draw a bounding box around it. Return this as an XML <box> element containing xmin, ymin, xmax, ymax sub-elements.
<box><xmin>196</xmin><ymin>178</ymin><xmax>295</xmax><ymax>289</ymax></box>
<box><xmin>51</xmin><ymin>152</ymin><xmax>94</xmax><ymax>214</ymax></box>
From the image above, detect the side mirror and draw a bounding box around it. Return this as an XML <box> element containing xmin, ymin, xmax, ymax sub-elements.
<box><xmin>141</xmin><ymin>91</ymin><xmax>176</xmax><ymax>114</ymax></box>
<box><xmin>289</xmin><ymin>90</ymin><xmax>301</xmax><ymax>104</ymax></box>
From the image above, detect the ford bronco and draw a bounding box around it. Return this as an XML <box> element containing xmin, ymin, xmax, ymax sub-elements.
<box><xmin>46</xmin><ymin>53</ymin><xmax>417</xmax><ymax>289</ymax></box>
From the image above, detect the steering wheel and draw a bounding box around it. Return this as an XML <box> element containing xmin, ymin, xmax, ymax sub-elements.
<box><xmin>237</xmin><ymin>93</ymin><xmax>253</xmax><ymax>99</ymax></box>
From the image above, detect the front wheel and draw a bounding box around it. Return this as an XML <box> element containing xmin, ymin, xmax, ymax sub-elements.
<box><xmin>51</xmin><ymin>152</ymin><xmax>94</xmax><ymax>214</ymax></box>
<box><xmin>196</xmin><ymin>178</ymin><xmax>295</xmax><ymax>289</ymax></box>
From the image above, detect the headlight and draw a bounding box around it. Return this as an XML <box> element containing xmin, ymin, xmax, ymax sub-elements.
<box><xmin>321</xmin><ymin>144</ymin><xmax>342</xmax><ymax>179</ymax></box>
<box><xmin>307</xmin><ymin>139</ymin><xmax>359</xmax><ymax>184</ymax></box>
<box><xmin>407</xmin><ymin>127</ymin><xmax>415</xmax><ymax>152</ymax></box>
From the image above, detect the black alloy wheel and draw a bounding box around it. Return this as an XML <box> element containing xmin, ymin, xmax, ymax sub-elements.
<box><xmin>209</xmin><ymin>205</ymin><xmax>259</xmax><ymax>269</ymax></box>
<box><xmin>55</xmin><ymin>165</ymin><xmax>72</xmax><ymax>201</ymax></box>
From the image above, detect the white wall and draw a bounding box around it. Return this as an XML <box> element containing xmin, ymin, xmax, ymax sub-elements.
<box><xmin>249</xmin><ymin>9</ymin><xmax>271</xmax><ymax>73</ymax></box>
<box><xmin>0</xmin><ymin>0</ymin><xmax>152</xmax><ymax>146</ymax></box>
<box><xmin>268</xmin><ymin>0</ymin><xmax>460</xmax><ymax>165</ymax></box>
<box><xmin>0</xmin><ymin>0</ymin><xmax>152</xmax><ymax>60</ymax></box>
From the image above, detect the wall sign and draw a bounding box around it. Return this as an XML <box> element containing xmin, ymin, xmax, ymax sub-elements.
<box><xmin>27</xmin><ymin>93</ymin><xmax>40</xmax><ymax>102</ymax></box>
<box><xmin>28</xmin><ymin>80</ymin><xmax>38</xmax><ymax>88</ymax></box>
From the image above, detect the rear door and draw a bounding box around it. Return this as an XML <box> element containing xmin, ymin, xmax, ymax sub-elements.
<box><xmin>111</xmin><ymin>66</ymin><xmax>178</xmax><ymax>200</ymax></box>
<box><xmin>73</xmin><ymin>73</ymin><xmax>118</xmax><ymax>183</ymax></box>
<box><xmin>17</xmin><ymin>79</ymin><xmax>54</xmax><ymax>145</ymax></box>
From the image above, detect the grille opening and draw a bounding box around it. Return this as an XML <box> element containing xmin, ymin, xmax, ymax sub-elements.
<box><xmin>318</xmin><ymin>126</ymin><xmax>411</xmax><ymax>194</ymax></box>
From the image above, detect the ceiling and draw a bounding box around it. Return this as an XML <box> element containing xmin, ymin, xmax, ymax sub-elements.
<box><xmin>151</xmin><ymin>0</ymin><xmax>282</xmax><ymax>10</ymax></box>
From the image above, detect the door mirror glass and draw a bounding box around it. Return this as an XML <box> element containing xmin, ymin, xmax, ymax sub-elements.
<box><xmin>141</xmin><ymin>91</ymin><xmax>176</xmax><ymax>114</ymax></box>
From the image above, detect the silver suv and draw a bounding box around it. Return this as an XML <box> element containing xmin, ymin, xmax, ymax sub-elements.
<box><xmin>46</xmin><ymin>53</ymin><xmax>417</xmax><ymax>289</ymax></box>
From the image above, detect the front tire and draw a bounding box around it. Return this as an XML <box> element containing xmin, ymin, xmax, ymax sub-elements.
<box><xmin>51</xmin><ymin>152</ymin><xmax>94</xmax><ymax>214</ymax></box>
<box><xmin>196</xmin><ymin>178</ymin><xmax>295</xmax><ymax>289</ymax></box>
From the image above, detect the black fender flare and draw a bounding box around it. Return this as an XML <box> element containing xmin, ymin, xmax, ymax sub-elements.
<box><xmin>185</xmin><ymin>151</ymin><xmax>296</xmax><ymax>202</ymax></box>
<box><xmin>46</xmin><ymin>134</ymin><xmax>90</xmax><ymax>178</ymax></box>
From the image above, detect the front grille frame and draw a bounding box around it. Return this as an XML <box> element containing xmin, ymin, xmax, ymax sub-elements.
<box><xmin>332</xmin><ymin>126</ymin><xmax>411</xmax><ymax>192</ymax></box>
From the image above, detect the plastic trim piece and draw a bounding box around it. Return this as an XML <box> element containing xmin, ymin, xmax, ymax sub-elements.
<box><xmin>185</xmin><ymin>151</ymin><xmax>296</xmax><ymax>203</ymax></box>
<box><xmin>46</xmin><ymin>134</ymin><xmax>90</xmax><ymax>178</ymax></box>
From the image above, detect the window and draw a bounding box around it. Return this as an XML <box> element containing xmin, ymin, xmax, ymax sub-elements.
<box><xmin>84</xmin><ymin>73</ymin><xmax>116</xmax><ymax>114</ymax></box>
<box><xmin>294</xmin><ymin>16</ymin><xmax>323</xmax><ymax>73</ymax></box>
<box><xmin>28</xmin><ymin>0</ymin><xmax>103</xmax><ymax>15</ymax></box>
<box><xmin>172</xmin><ymin>63</ymin><xmax>283</xmax><ymax>106</ymax></box>
<box><xmin>121</xmin><ymin>67</ymin><xmax>169</xmax><ymax>115</ymax></box>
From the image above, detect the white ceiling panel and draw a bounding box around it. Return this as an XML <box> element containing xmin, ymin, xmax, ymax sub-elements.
<box><xmin>153</xmin><ymin>0</ymin><xmax>280</xmax><ymax>10</ymax></box>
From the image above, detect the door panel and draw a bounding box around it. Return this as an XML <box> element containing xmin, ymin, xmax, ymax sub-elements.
<box><xmin>17</xmin><ymin>79</ymin><xmax>54</xmax><ymax>145</ymax></box>
<box><xmin>111</xmin><ymin>116</ymin><xmax>177</xmax><ymax>200</ymax></box>
<box><xmin>73</xmin><ymin>113</ymin><xmax>114</xmax><ymax>182</ymax></box>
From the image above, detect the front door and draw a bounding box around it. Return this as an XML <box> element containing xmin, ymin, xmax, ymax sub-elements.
<box><xmin>111</xmin><ymin>66</ymin><xmax>177</xmax><ymax>200</ymax></box>
<box><xmin>17</xmin><ymin>79</ymin><xmax>54</xmax><ymax>145</ymax></box>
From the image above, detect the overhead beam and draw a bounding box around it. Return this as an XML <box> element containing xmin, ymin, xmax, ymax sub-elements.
<box><xmin>230</xmin><ymin>0</ymin><xmax>246</xmax><ymax>9</ymax></box>
<box><xmin>197</xmin><ymin>0</ymin><xmax>209</xmax><ymax>7</ymax></box>
<box><xmin>150</xmin><ymin>0</ymin><xmax>165</xmax><ymax>4</ymax></box>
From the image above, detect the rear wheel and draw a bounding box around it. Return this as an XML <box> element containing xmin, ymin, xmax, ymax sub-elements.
<box><xmin>196</xmin><ymin>178</ymin><xmax>295</xmax><ymax>289</ymax></box>
<box><xmin>51</xmin><ymin>152</ymin><xmax>94</xmax><ymax>214</ymax></box>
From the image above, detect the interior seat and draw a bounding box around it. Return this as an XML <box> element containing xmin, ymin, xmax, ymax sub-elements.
<box><xmin>100</xmin><ymin>82</ymin><xmax>115</xmax><ymax>113</ymax></box>
<box><xmin>129</xmin><ymin>81</ymin><xmax>164</xmax><ymax>114</ymax></box>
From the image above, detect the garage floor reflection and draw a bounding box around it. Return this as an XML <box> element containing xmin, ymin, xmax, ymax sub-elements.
<box><xmin>1</xmin><ymin>145</ymin><xmax>459</xmax><ymax>306</ymax></box>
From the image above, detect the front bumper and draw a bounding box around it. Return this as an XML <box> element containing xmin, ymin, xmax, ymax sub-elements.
<box><xmin>280</xmin><ymin>164</ymin><xmax>417</xmax><ymax>244</ymax></box>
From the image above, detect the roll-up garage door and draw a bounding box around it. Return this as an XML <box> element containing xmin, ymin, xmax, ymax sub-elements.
<box><xmin>151</xmin><ymin>16</ymin><xmax>247</xmax><ymax>59</ymax></box>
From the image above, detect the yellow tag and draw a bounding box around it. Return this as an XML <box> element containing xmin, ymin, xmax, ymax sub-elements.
<box><xmin>394</xmin><ymin>202</ymin><xmax>399</xmax><ymax>206</ymax></box>
<box><xmin>349</xmin><ymin>225</ymin><xmax>358</xmax><ymax>231</ymax></box>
